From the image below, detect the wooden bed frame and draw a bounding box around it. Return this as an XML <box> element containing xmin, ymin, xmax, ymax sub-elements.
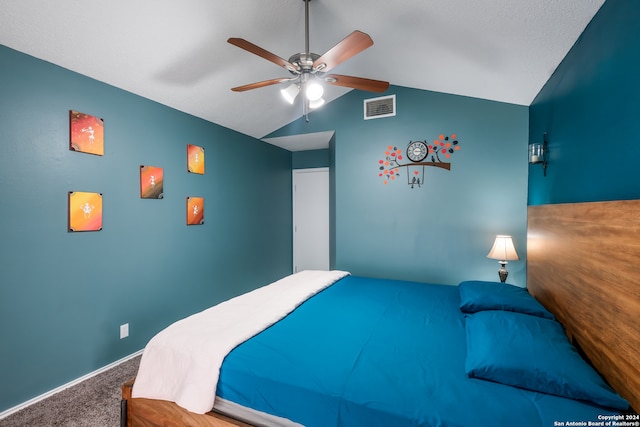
<box><xmin>527</xmin><ymin>200</ymin><xmax>640</xmax><ymax>412</ymax></box>
<box><xmin>121</xmin><ymin>379</ymin><xmax>249</xmax><ymax>427</ymax></box>
<box><xmin>122</xmin><ymin>199</ymin><xmax>639</xmax><ymax>426</ymax></box>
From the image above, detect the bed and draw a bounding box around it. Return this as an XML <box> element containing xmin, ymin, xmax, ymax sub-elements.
<box><xmin>122</xmin><ymin>200</ymin><xmax>640</xmax><ymax>426</ymax></box>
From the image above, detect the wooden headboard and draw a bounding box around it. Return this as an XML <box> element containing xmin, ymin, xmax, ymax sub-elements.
<box><xmin>527</xmin><ymin>200</ymin><xmax>640</xmax><ymax>412</ymax></box>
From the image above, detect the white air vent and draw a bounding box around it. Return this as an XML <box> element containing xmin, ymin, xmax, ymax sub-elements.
<box><xmin>364</xmin><ymin>94</ymin><xmax>396</xmax><ymax>120</ymax></box>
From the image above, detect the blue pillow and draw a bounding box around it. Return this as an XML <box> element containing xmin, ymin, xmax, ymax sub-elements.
<box><xmin>464</xmin><ymin>310</ymin><xmax>629</xmax><ymax>410</ymax></box>
<box><xmin>458</xmin><ymin>280</ymin><xmax>554</xmax><ymax>319</ymax></box>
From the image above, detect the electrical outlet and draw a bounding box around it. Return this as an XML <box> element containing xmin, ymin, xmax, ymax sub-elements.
<box><xmin>120</xmin><ymin>323</ymin><xmax>129</xmax><ymax>339</ymax></box>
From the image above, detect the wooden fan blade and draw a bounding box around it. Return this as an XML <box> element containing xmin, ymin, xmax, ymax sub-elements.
<box><xmin>313</xmin><ymin>30</ymin><xmax>374</xmax><ymax>73</ymax></box>
<box><xmin>228</xmin><ymin>38</ymin><xmax>299</xmax><ymax>73</ymax></box>
<box><xmin>231</xmin><ymin>78</ymin><xmax>289</xmax><ymax>92</ymax></box>
<box><xmin>325</xmin><ymin>74</ymin><xmax>389</xmax><ymax>92</ymax></box>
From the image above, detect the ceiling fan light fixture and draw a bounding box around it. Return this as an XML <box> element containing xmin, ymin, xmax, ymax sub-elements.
<box><xmin>227</xmin><ymin>0</ymin><xmax>388</xmax><ymax>124</ymax></box>
<box><xmin>281</xmin><ymin>83</ymin><xmax>300</xmax><ymax>104</ymax></box>
<box><xmin>305</xmin><ymin>81</ymin><xmax>324</xmax><ymax>101</ymax></box>
<box><xmin>309</xmin><ymin>97</ymin><xmax>325</xmax><ymax>109</ymax></box>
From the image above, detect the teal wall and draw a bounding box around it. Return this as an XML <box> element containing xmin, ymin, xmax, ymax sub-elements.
<box><xmin>268</xmin><ymin>86</ymin><xmax>529</xmax><ymax>286</ymax></box>
<box><xmin>529</xmin><ymin>0</ymin><xmax>640</xmax><ymax>205</ymax></box>
<box><xmin>292</xmin><ymin>149</ymin><xmax>330</xmax><ymax>169</ymax></box>
<box><xmin>0</xmin><ymin>45</ymin><xmax>293</xmax><ymax>412</ymax></box>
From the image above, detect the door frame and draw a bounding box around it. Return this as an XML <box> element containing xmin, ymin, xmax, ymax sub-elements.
<box><xmin>292</xmin><ymin>167</ymin><xmax>330</xmax><ymax>272</ymax></box>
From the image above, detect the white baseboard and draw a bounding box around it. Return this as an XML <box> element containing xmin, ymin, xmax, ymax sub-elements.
<box><xmin>0</xmin><ymin>349</ymin><xmax>143</xmax><ymax>420</ymax></box>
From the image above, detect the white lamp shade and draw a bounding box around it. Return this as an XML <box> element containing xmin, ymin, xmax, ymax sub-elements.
<box><xmin>487</xmin><ymin>235</ymin><xmax>519</xmax><ymax>261</ymax></box>
<box><xmin>309</xmin><ymin>97</ymin><xmax>325</xmax><ymax>109</ymax></box>
<box><xmin>281</xmin><ymin>84</ymin><xmax>299</xmax><ymax>104</ymax></box>
<box><xmin>305</xmin><ymin>82</ymin><xmax>324</xmax><ymax>101</ymax></box>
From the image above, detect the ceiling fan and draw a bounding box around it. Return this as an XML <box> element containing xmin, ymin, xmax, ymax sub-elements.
<box><xmin>228</xmin><ymin>0</ymin><xmax>389</xmax><ymax>121</ymax></box>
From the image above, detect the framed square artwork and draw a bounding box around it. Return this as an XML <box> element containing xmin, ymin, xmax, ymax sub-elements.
<box><xmin>68</xmin><ymin>191</ymin><xmax>103</xmax><ymax>232</ymax></box>
<box><xmin>140</xmin><ymin>165</ymin><xmax>164</xmax><ymax>199</ymax></box>
<box><xmin>186</xmin><ymin>196</ymin><xmax>204</xmax><ymax>225</ymax></box>
<box><xmin>187</xmin><ymin>144</ymin><xmax>205</xmax><ymax>174</ymax></box>
<box><xmin>70</xmin><ymin>110</ymin><xmax>104</xmax><ymax>156</ymax></box>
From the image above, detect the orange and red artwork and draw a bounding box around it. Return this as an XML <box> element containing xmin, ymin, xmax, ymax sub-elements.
<box><xmin>187</xmin><ymin>144</ymin><xmax>205</xmax><ymax>174</ymax></box>
<box><xmin>140</xmin><ymin>165</ymin><xmax>164</xmax><ymax>199</ymax></box>
<box><xmin>70</xmin><ymin>110</ymin><xmax>104</xmax><ymax>156</ymax></box>
<box><xmin>68</xmin><ymin>191</ymin><xmax>103</xmax><ymax>232</ymax></box>
<box><xmin>186</xmin><ymin>197</ymin><xmax>204</xmax><ymax>225</ymax></box>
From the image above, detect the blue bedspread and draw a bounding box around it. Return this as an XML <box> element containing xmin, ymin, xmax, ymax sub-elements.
<box><xmin>217</xmin><ymin>276</ymin><xmax>620</xmax><ymax>426</ymax></box>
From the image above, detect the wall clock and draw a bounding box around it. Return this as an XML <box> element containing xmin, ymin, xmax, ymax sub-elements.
<box><xmin>406</xmin><ymin>140</ymin><xmax>428</xmax><ymax>162</ymax></box>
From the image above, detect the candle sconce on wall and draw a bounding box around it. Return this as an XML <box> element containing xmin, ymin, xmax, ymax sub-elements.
<box><xmin>529</xmin><ymin>132</ymin><xmax>548</xmax><ymax>176</ymax></box>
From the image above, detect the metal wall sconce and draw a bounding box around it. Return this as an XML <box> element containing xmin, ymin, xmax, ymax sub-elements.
<box><xmin>529</xmin><ymin>132</ymin><xmax>548</xmax><ymax>176</ymax></box>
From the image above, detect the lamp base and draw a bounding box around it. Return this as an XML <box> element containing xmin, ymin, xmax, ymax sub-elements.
<box><xmin>498</xmin><ymin>262</ymin><xmax>508</xmax><ymax>283</ymax></box>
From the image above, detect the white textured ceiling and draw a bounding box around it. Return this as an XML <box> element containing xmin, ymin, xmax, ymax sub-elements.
<box><xmin>1</xmin><ymin>0</ymin><xmax>604</xmax><ymax>149</ymax></box>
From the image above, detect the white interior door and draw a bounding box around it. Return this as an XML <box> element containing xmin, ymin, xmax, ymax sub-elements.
<box><xmin>293</xmin><ymin>168</ymin><xmax>329</xmax><ymax>272</ymax></box>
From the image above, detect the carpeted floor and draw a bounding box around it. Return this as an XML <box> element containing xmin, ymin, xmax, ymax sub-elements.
<box><xmin>0</xmin><ymin>355</ymin><xmax>140</xmax><ymax>427</ymax></box>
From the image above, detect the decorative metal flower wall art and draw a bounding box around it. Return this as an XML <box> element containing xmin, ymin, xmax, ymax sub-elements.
<box><xmin>378</xmin><ymin>134</ymin><xmax>461</xmax><ymax>188</ymax></box>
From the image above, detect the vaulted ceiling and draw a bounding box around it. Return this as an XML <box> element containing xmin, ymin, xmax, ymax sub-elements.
<box><xmin>1</xmin><ymin>0</ymin><xmax>605</xmax><ymax>147</ymax></box>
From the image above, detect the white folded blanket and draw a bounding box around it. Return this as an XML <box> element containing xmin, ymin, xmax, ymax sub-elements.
<box><xmin>132</xmin><ymin>270</ymin><xmax>350</xmax><ymax>414</ymax></box>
